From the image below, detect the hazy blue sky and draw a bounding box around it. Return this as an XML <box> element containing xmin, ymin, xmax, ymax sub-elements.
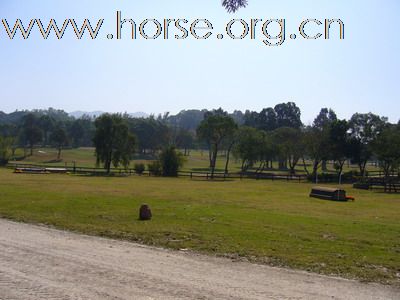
<box><xmin>0</xmin><ymin>0</ymin><xmax>399</xmax><ymax>123</ymax></box>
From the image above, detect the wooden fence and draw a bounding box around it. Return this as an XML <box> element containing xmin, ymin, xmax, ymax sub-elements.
<box><xmin>7</xmin><ymin>163</ymin><xmax>308</xmax><ymax>182</ymax></box>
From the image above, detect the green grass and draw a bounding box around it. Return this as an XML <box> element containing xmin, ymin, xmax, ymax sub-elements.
<box><xmin>0</xmin><ymin>168</ymin><xmax>398</xmax><ymax>285</ymax></box>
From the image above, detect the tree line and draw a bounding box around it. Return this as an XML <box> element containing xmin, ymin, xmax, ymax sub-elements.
<box><xmin>198</xmin><ymin>105</ymin><xmax>400</xmax><ymax>179</ymax></box>
<box><xmin>0</xmin><ymin>104</ymin><xmax>399</xmax><ymax>179</ymax></box>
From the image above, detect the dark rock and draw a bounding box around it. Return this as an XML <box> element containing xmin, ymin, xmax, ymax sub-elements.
<box><xmin>139</xmin><ymin>204</ymin><xmax>152</xmax><ymax>221</ymax></box>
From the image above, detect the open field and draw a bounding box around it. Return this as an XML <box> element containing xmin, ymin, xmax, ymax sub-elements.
<box><xmin>0</xmin><ymin>168</ymin><xmax>398</xmax><ymax>285</ymax></box>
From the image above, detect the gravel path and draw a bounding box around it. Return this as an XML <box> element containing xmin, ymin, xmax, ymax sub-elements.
<box><xmin>0</xmin><ymin>219</ymin><xmax>398</xmax><ymax>300</ymax></box>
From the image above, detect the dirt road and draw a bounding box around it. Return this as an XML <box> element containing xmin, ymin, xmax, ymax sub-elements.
<box><xmin>0</xmin><ymin>219</ymin><xmax>398</xmax><ymax>300</ymax></box>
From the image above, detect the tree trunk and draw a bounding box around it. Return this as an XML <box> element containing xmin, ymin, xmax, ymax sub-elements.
<box><xmin>57</xmin><ymin>147</ymin><xmax>62</xmax><ymax>160</ymax></box>
<box><xmin>302</xmin><ymin>157</ymin><xmax>310</xmax><ymax>176</ymax></box>
<box><xmin>224</xmin><ymin>142</ymin><xmax>234</xmax><ymax>174</ymax></box>
<box><xmin>278</xmin><ymin>158</ymin><xmax>286</xmax><ymax>170</ymax></box>
<box><xmin>338</xmin><ymin>160</ymin><xmax>345</xmax><ymax>176</ymax></box>
<box><xmin>241</xmin><ymin>160</ymin><xmax>246</xmax><ymax>173</ymax></box>
<box><xmin>288</xmin><ymin>156</ymin><xmax>299</xmax><ymax>175</ymax></box>
<box><xmin>312</xmin><ymin>159</ymin><xmax>320</xmax><ymax>177</ymax></box>
<box><xmin>359</xmin><ymin>161</ymin><xmax>367</xmax><ymax>178</ymax></box>
<box><xmin>322</xmin><ymin>160</ymin><xmax>327</xmax><ymax>171</ymax></box>
<box><xmin>211</xmin><ymin>148</ymin><xmax>218</xmax><ymax>179</ymax></box>
<box><xmin>208</xmin><ymin>147</ymin><xmax>212</xmax><ymax>168</ymax></box>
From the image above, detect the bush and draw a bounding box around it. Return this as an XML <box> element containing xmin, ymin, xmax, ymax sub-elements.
<box><xmin>159</xmin><ymin>146</ymin><xmax>184</xmax><ymax>177</ymax></box>
<box><xmin>0</xmin><ymin>158</ymin><xmax>8</xmax><ymax>166</ymax></box>
<box><xmin>0</xmin><ymin>136</ymin><xmax>12</xmax><ymax>166</ymax></box>
<box><xmin>307</xmin><ymin>171</ymin><xmax>358</xmax><ymax>184</ymax></box>
<box><xmin>148</xmin><ymin>161</ymin><xmax>162</xmax><ymax>176</ymax></box>
<box><xmin>134</xmin><ymin>163</ymin><xmax>145</xmax><ymax>175</ymax></box>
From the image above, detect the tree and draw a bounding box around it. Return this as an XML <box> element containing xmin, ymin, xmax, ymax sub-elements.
<box><xmin>38</xmin><ymin>115</ymin><xmax>55</xmax><ymax>146</ymax></box>
<box><xmin>234</xmin><ymin>127</ymin><xmax>264</xmax><ymax>172</ymax></box>
<box><xmin>93</xmin><ymin>114</ymin><xmax>136</xmax><ymax>173</ymax></box>
<box><xmin>313</xmin><ymin>108</ymin><xmax>337</xmax><ymax>130</ymax></box>
<box><xmin>348</xmin><ymin>113</ymin><xmax>387</xmax><ymax>175</ymax></box>
<box><xmin>21</xmin><ymin>113</ymin><xmax>42</xmax><ymax>156</ymax></box>
<box><xmin>258</xmin><ymin>108</ymin><xmax>277</xmax><ymax>131</ymax></box>
<box><xmin>243</xmin><ymin>110</ymin><xmax>259</xmax><ymax>128</ymax></box>
<box><xmin>371</xmin><ymin>124</ymin><xmax>400</xmax><ymax>178</ymax></box>
<box><xmin>303</xmin><ymin>126</ymin><xmax>330</xmax><ymax>179</ymax></box>
<box><xmin>328</xmin><ymin>120</ymin><xmax>351</xmax><ymax>176</ymax></box>
<box><xmin>0</xmin><ymin>124</ymin><xmax>19</xmax><ymax>157</ymax></box>
<box><xmin>166</xmin><ymin>109</ymin><xmax>206</xmax><ymax>131</ymax></box>
<box><xmin>68</xmin><ymin>119</ymin><xmax>85</xmax><ymax>148</ymax></box>
<box><xmin>50</xmin><ymin>126</ymin><xmax>68</xmax><ymax>160</ymax></box>
<box><xmin>274</xmin><ymin>102</ymin><xmax>302</xmax><ymax>129</ymax></box>
<box><xmin>128</xmin><ymin>117</ymin><xmax>169</xmax><ymax>155</ymax></box>
<box><xmin>159</xmin><ymin>146</ymin><xmax>184</xmax><ymax>177</ymax></box>
<box><xmin>312</xmin><ymin>108</ymin><xmax>337</xmax><ymax>171</ymax></box>
<box><xmin>174</xmin><ymin>129</ymin><xmax>194</xmax><ymax>156</ymax></box>
<box><xmin>222</xmin><ymin>0</ymin><xmax>248</xmax><ymax>13</ymax></box>
<box><xmin>0</xmin><ymin>136</ymin><xmax>13</xmax><ymax>166</ymax></box>
<box><xmin>272</xmin><ymin>127</ymin><xmax>305</xmax><ymax>174</ymax></box>
<box><xmin>197</xmin><ymin>114</ymin><xmax>237</xmax><ymax>178</ymax></box>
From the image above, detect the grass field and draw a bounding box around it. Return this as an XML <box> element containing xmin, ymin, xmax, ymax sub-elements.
<box><xmin>0</xmin><ymin>168</ymin><xmax>398</xmax><ymax>285</ymax></box>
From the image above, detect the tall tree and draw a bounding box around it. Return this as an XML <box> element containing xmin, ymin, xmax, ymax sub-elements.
<box><xmin>128</xmin><ymin>117</ymin><xmax>169</xmax><ymax>155</ymax></box>
<box><xmin>93</xmin><ymin>114</ymin><xmax>136</xmax><ymax>173</ymax></box>
<box><xmin>38</xmin><ymin>115</ymin><xmax>55</xmax><ymax>146</ymax></box>
<box><xmin>274</xmin><ymin>102</ymin><xmax>302</xmax><ymax>129</ymax></box>
<box><xmin>68</xmin><ymin>120</ymin><xmax>85</xmax><ymax>148</ymax></box>
<box><xmin>348</xmin><ymin>113</ymin><xmax>387</xmax><ymax>175</ymax></box>
<box><xmin>312</xmin><ymin>108</ymin><xmax>337</xmax><ymax>171</ymax></box>
<box><xmin>174</xmin><ymin>129</ymin><xmax>194</xmax><ymax>156</ymax></box>
<box><xmin>21</xmin><ymin>113</ymin><xmax>42</xmax><ymax>156</ymax></box>
<box><xmin>258</xmin><ymin>108</ymin><xmax>277</xmax><ymax>131</ymax></box>
<box><xmin>371</xmin><ymin>124</ymin><xmax>400</xmax><ymax>178</ymax></box>
<box><xmin>272</xmin><ymin>127</ymin><xmax>305</xmax><ymax>174</ymax></box>
<box><xmin>303</xmin><ymin>126</ymin><xmax>330</xmax><ymax>179</ymax></box>
<box><xmin>234</xmin><ymin>127</ymin><xmax>265</xmax><ymax>172</ymax></box>
<box><xmin>243</xmin><ymin>110</ymin><xmax>260</xmax><ymax>128</ymax></box>
<box><xmin>313</xmin><ymin>108</ymin><xmax>337</xmax><ymax>130</ymax></box>
<box><xmin>50</xmin><ymin>126</ymin><xmax>68</xmax><ymax>160</ymax></box>
<box><xmin>197</xmin><ymin>114</ymin><xmax>237</xmax><ymax>178</ymax></box>
<box><xmin>328</xmin><ymin>120</ymin><xmax>351</xmax><ymax>176</ymax></box>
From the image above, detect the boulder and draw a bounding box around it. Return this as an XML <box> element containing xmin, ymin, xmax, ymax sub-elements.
<box><xmin>139</xmin><ymin>204</ymin><xmax>152</xmax><ymax>221</ymax></box>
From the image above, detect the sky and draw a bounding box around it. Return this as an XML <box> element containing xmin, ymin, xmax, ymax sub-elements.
<box><xmin>0</xmin><ymin>0</ymin><xmax>399</xmax><ymax>124</ymax></box>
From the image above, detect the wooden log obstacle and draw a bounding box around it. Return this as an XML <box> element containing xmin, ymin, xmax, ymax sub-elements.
<box><xmin>310</xmin><ymin>186</ymin><xmax>354</xmax><ymax>202</ymax></box>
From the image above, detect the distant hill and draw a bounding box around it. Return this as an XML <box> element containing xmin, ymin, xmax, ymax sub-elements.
<box><xmin>69</xmin><ymin>111</ymin><xmax>149</xmax><ymax>119</ymax></box>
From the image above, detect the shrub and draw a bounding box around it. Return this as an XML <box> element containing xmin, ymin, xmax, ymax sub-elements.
<box><xmin>159</xmin><ymin>146</ymin><xmax>184</xmax><ymax>177</ymax></box>
<box><xmin>134</xmin><ymin>163</ymin><xmax>145</xmax><ymax>175</ymax></box>
<box><xmin>148</xmin><ymin>161</ymin><xmax>162</xmax><ymax>176</ymax></box>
